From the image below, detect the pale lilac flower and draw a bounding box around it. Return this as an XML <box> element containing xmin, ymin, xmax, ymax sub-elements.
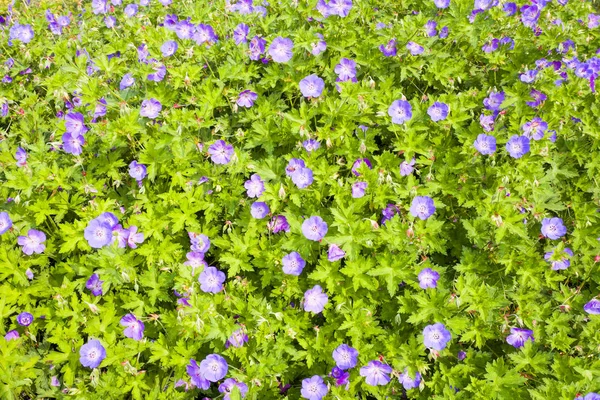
<box><xmin>328</xmin><ymin>244</ymin><xmax>345</xmax><ymax>261</ymax></box>
<box><xmin>25</xmin><ymin>269</ymin><xmax>34</xmax><ymax>280</ymax></box>
<box><xmin>423</xmin><ymin>323</ymin><xmax>451</xmax><ymax>350</ymax></box>
<box><xmin>194</xmin><ymin>24</ymin><xmax>218</xmax><ymax>46</ymax></box>
<box><xmin>84</xmin><ymin>219</ymin><xmax>113</xmax><ymax>248</ymax></box>
<box><xmin>406</xmin><ymin>41</ymin><xmax>424</xmax><ymax>55</ymax></box>
<box><xmin>400</xmin><ymin>158</ymin><xmax>416</xmax><ymax>176</ymax></box>
<box><xmin>5</xmin><ymin>330</ymin><xmax>20</xmax><ymax>341</ymax></box>
<box><xmin>251</xmin><ymin>202</ymin><xmax>270</xmax><ymax>219</ymax></box>
<box><xmin>506</xmin><ymin>328</ymin><xmax>534</xmax><ymax>348</ymax></box>
<box><xmin>124</xmin><ymin>4</ymin><xmax>138</xmax><ymax>17</ymax></box>
<box><xmin>473</xmin><ymin>134</ymin><xmax>496</xmax><ymax>155</ymax></box>
<box><xmin>161</xmin><ymin>40</ymin><xmax>178</xmax><ymax>57</ymax></box>
<box><xmin>268</xmin><ymin>37</ymin><xmax>294</xmax><ymax>63</ymax></box>
<box><xmin>332</xmin><ymin>344</ymin><xmax>358</xmax><ymax>369</ymax></box>
<box><xmin>15</xmin><ymin>147</ymin><xmax>27</xmax><ymax>167</ymax></box>
<box><xmin>304</xmin><ymin>285</ymin><xmax>328</xmax><ymax>313</ymax></box>
<box><xmin>79</xmin><ymin>339</ymin><xmax>106</xmax><ymax>368</ymax></box>
<box><xmin>219</xmin><ymin>378</ymin><xmax>249</xmax><ymax>399</ymax></box>
<box><xmin>360</xmin><ymin>361</ymin><xmax>392</xmax><ymax>386</ymax></box>
<box><xmin>425</xmin><ymin>20</ymin><xmax>437</xmax><ymax>37</ymax></box>
<box><xmin>120</xmin><ymin>73</ymin><xmax>135</xmax><ymax>90</ymax></box>
<box><xmin>418</xmin><ymin>268</ymin><xmax>440</xmax><ymax>289</ymax></box>
<box><xmin>120</xmin><ymin>313</ymin><xmax>145</xmax><ymax>340</ymax></box>
<box><xmin>334</xmin><ymin>58</ymin><xmax>357</xmax><ymax>81</ymax></box>
<box><xmin>268</xmin><ymin>215</ymin><xmax>290</xmax><ymax>233</ymax></box>
<box><xmin>282</xmin><ymin>251</ymin><xmax>306</xmax><ymax>275</ymax></box>
<box><xmin>352</xmin><ymin>181</ymin><xmax>367</xmax><ymax>198</ymax></box>
<box><xmin>17</xmin><ymin>229</ymin><xmax>46</xmax><ymax>255</ymax></box>
<box><xmin>291</xmin><ymin>167</ymin><xmax>314</xmax><ymax>189</ymax></box>
<box><xmin>379</xmin><ymin>39</ymin><xmax>397</xmax><ymax>57</ymax></box>
<box><xmin>301</xmin><ymin>376</ymin><xmax>328</xmax><ymax>400</ymax></box>
<box><xmin>427</xmin><ymin>102</ymin><xmax>449</xmax><ymax>122</ymax></box>
<box><xmin>187</xmin><ymin>359</ymin><xmax>210</xmax><ymax>389</ymax></box>
<box><xmin>302</xmin><ymin>216</ymin><xmax>328</xmax><ymax>241</ymax></box>
<box><xmin>505</xmin><ymin>135</ymin><xmax>530</xmax><ymax>158</ymax></box>
<box><xmin>237</xmin><ymin>90</ymin><xmax>258</xmax><ymax>108</ymax></box>
<box><xmin>544</xmin><ymin>247</ymin><xmax>573</xmax><ymax>270</ymax></box>
<box><xmin>0</xmin><ymin>212</ymin><xmax>13</xmax><ymax>234</ymax></box>
<box><xmin>9</xmin><ymin>24</ymin><xmax>35</xmax><ymax>44</ymax></box>
<box><xmin>410</xmin><ymin>196</ymin><xmax>436</xmax><ymax>220</ymax></box>
<box><xmin>329</xmin><ymin>0</ymin><xmax>352</xmax><ymax>17</ymax></box>
<box><xmin>208</xmin><ymin>140</ymin><xmax>234</xmax><ymax>164</ymax></box>
<box><xmin>249</xmin><ymin>36</ymin><xmax>267</xmax><ymax>60</ymax></box>
<box><xmin>244</xmin><ymin>174</ymin><xmax>265</xmax><ymax>198</ymax></box>
<box><xmin>226</xmin><ymin>328</ymin><xmax>249</xmax><ymax>348</ymax></box>
<box><xmin>434</xmin><ymin>0</ymin><xmax>450</xmax><ymax>8</ymax></box>
<box><xmin>86</xmin><ymin>274</ymin><xmax>104</xmax><ymax>296</ymax></box>
<box><xmin>299</xmin><ymin>74</ymin><xmax>325</xmax><ymax>98</ymax></box>
<box><xmin>129</xmin><ymin>160</ymin><xmax>147</xmax><ymax>181</ymax></box>
<box><xmin>140</xmin><ymin>98</ymin><xmax>162</xmax><ymax>119</ymax></box>
<box><xmin>233</xmin><ymin>23</ymin><xmax>249</xmax><ymax>45</ymax></box>
<box><xmin>541</xmin><ymin>217</ymin><xmax>566</xmax><ymax>239</ymax></box>
<box><xmin>199</xmin><ymin>266</ymin><xmax>226</xmax><ymax>293</ymax></box>
<box><xmin>92</xmin><ymin>0</ymin><xmax>108</xmax><ymax>14</ymax></box>
<box><xmin>303</xmin><ymin>139</ymin><xmax>320</xmax><ymax>152</ymax></box>
<box><xmin>189</xmin><ymin>233</ymin><xmax>211</xmax><ymax>253</ymax></box>
<box><xmin>199</xmin><ymin>354</ymin><xmax>228</xmax><ymax>382</ymax></box>
<box><xmin>583</xmin><ymin>298</ymin><xmax>600</xmax><ymax>315</ymax></box>
<box><xmin>398</xmin><ymin>368</ymin><xmax>421</xmax><ymax>390</ymax></box>
<box><xmin>388</xmin><ymin>100</ymin><xmax>412</xmax><ymax>124</ymax></box>
<box><xmin>176</xmin><ymin>19</ymin><xmax>194</xmax><ymax>40</ymax></box>
<box><xmin>483</xmin><ymin>91</ymin><xmax>505</xmax><ymax>111</ymax></box>
<box><xmin>522</xmin><ymin>117</ymin><xmax>547</xmax><ymax>140</ymax></box>
<box><xmin>286</xmin><ymin>158</ymin><xmax>306</xmax><ymax>176</ymax></box>
<box><xmin>126</xmin><ymin>226</ymin><xmax>144</xmax><ymax>248</ymax></box>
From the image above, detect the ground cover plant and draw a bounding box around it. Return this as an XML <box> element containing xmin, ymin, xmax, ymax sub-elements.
<box><xmin>1</xmin><ymin>0</ymin><xmax>600</xmax><ymax>398</ymax></box>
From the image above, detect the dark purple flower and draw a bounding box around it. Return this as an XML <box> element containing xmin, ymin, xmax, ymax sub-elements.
<box><xmin>299</xmin><ymin>74</ymin><xmax>325</xmax><ymax>98</ymax></box>
<box><xmin>474</xmin><ymin>134</ymin><xmax>496</xmax><ymax>155</ymax></box>
<box><xmin>328</xmin><ymin>244</ymin><xmax>346</xmax><ymax>261</ymax></box>
<box><xmin>237</xmin><ymin>90</ymin><xmax>258</xmax><ymax>108</ymax></box>
<box><xmin>406</xmin><ymin>41</ymin><xmax>424</xmax><ymax>55</ymax></box>
<box><xmin>199</xmin><ymin>266</ymin><xmax>226</xmax><ymax>293</ymax></box>
<box><xmin>410</xmin><ymin>196</ymin><xmax>436</xmax><ymax>220</ymax></box>
<box><xmin>0</xmin><ymin>212</ymin><xmax>13</xmax><ymax>234</ymax></box>
<box><xmin>541</xmin><ymin>217</ymin><xmax>566</xmax><ymax>239</ymax></box>
<box><xmin>84</xmin><ymin>218</ymin><xmax>113</xmax><ymax>249</ymax></box>
<box><xmin>418</xmin><ymin>268</ymin><xmax>440</xmax><ymax>289</ymax></box>
<box><xmin>506</xmin><ymin>327</ymin><xmax>534</xmax><ymax>348</ymax></box>
<box><xmin>219</xmin><ymin>378</ymin><xmax>249</xmax><ymax>399</ymax></box>
<box><xmin>5</xmin><ymin>330</ymin><xmax>20</xmax><ymax>341</ymax></box>
<box><xmin>506</xmin><ymin>135</ymin><xmax>530</xmax><ymax>158</ymax></box>
<box><xmin>86</xmin><ymin>274</ymin><xmax>104</xmax><ymax>296</ymax></box>
<box><xmin>351</xmin><ymin>158</ymin><xmax>372</xmax><ymax>176</ymax></box>
<box><xmin>268</xmin><ymin>215</ymin><xmax>290</xmax><ymax>233</ymax></box>
<box><xmin>427</xmin><ymin>102</ymin><xmax>449</xmax><ymax>121</ymax></box>
<box><xmin>291</xmin><ymin>167</ymin><xmax>314</xmax><ymax>189</ymax></box>
<box><xmin>302</xmin><ymin>216</ymin><xmax>328</xmax><ymax>241</ymax></box>
<box><xmin>398</xmin><ymin>368</ymin><xmax>421</xmax><ymax>390</ymax></box>
<box><xmin>379</xmin><ymin>39</ymin><xmax>397</xmax><ymax>57</ymax></box>
<box><xmin>251</xmin><ymin>202</ymin><xmax>270</xmax><ymax>219</ymax></box>
<box><xmin>225</xmin><ymin>328</ymin><xmax>249</xmax><ymax>348</ymax></box>
<box><xmin>244</xmin><ymin>174</ymin><xmax>265</xmax><ymax>198</ymax></box>
<box><xmin>164</xmin><ymin>14</ymin><xmax>178</xmax><ymax>30</ymax></box>
<box><xmin>360</xmin><ymin>361</ymin><xmax>392</xmax><ymax>386</ymax></box>
<box><xmin>332</xmin><ymin>343</ymin><xmax>358</xmax><ymax>369</ymax></box>
<box><xmin>304</xmin><ymin>285</ymin><xmax>328</xmax><ymax>313</ymax></box>
<box><xmin>282</xmin><ymin>251</ymin><xmax>305</xmax><ymax>275</ymax></box>
<box><xmin>352</xmin><ymin>181</ymin><xmax>367</xmax><ymax>198</ymax></box>
<box><xmin>120</xmin><ymin>313</ymin><xmax>144</xmax><ymax>340</ymax></box>
<box><xmin>208</xmin><ymin>140</ymin><xmax>234</xmax><ymax>164</ymax></box>
<box><xmin>233</xmin><ymin>23</ymin><xmax>249</xmax><ymax>45</ymax></box>
<box><xmin>268</xmin><ymin>37</ymin><xmax>293</xmax><ymax>63</ymax></box>
<box><xmin>330</xmin><ymin>367</ymin><xmax>350</xmax><ymax>387</ymax></box>
<box><xmin>301</xmin><ymin>375</ymin><xmax>328</xmax><ymax>400</ymax></box>
<box><xmin>388</xmin><ymin>99</ymin><xmax>412</xmax><ymax>124</ymax></box>
<box><xmin>1</xmin><ymin>102</ymin><xmax>8</xmax><ymax>117</ymax></box>
<box><xmin>17</xmin><ymin>312</ymin><xmax>33</xmax><ymax>326</ymax></box>
<box><xmin>584</xmin><ymin>298</ymin><xmax>600</xmax><ymax>315</ymax></box>
<box><xmin>423</xmin><ymin>323</ymin><xmax>451</xmax><ymax>350</ymax></box>
<box><xmin>544</xmin><ymin>247</ymin><xmax>573</xmax><ymax>270</ymax></box>
<box><xmin>17</xmin><ymin>229</ymin><xmax>46</xmax><ymax>255</ymax></box>
<box><xmin>187</xmin><ymin>359</ymin><xmax>210</xmax><ymax>389</ymax></box>
<box><xmin>199</xmin><ymin>354</ymin><xmax>228</xmax><ymax>382</ymax></box>
<box><xmin>79</xmin><ymin>339</ymin><xmax>106</xmax><ymax>368</ymax></box>
<box><xmin>140</xmin><ymin>98</ymin><xmax>162</xmax><ymax>119</ymax></box>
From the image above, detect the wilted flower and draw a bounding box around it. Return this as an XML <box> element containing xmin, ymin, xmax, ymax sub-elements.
<box><xmin>268</xmin><ymin>215</ymin><xmax>290</xmax><ymax>233</ymax></box>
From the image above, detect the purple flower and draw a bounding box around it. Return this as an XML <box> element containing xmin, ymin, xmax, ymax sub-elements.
<box><xmin>311</xmin><ymin>37</ymin><xmax>327</xmax><ymax>56</ymax></box>
<box><xmin>410</xmin><ymin>196</ymin><xmax>436</xmax><ymax>220</ymax></box>
<box><xmin>482</xmin><ymin>39</ymin><xmax>499</xmax><ymax>53</ymax></box>
<box><xmin>140</xmin><ymin>98</ymin><xmax>162</xmax><ymax>119</ymax></box>
<box><xmin>208</xmin><ymin>140</ymin><xmax>234</xmax><ymax>164</ymax></box>
<box><xmin>92</xmin><ymin>0</ymin><xmax>108</xmax><ymax>14</ymax></box>
<box><xmin>9</xmin><ymin>24</ymin><xmax>35</xmax><ymax>43</ymax></box>
<box><xmin>332</xmin><ymin>344</ymin><xmax>358</xmax><ymax>369</ymax></box>
<box><xmin>15</xmin><ymin>147</ymin><xmax>27</xmax><ymax>167</ymax></box>
<box><xmin>541</xmin><ymin>217</ymin><xmax>567</xmax><ymax>240</ymax></box>
<box><xmin>251</xmin><ymin>202</ymin><xmax>270</xmax><ymax>219</ymax></box>
<box><xmin>398</xmin><ymin>368</ymin><xmax>421</xmax><ymax>390</ymax></box>
<box><xmin>127</xmin><ymin>226</ymin><xmax>144</xmax><ymax>249</ymax></box>
<box><xmin>584</xmin><ymin>298</ymin><xmax>600</xmax><ymax>315</ymax></box>
<box><xmin>291</xmin><ymin>167</ymin><xmax>314</xmax><ymax>189</ymax></box>
<box><xmin>17</xmin><ymin>312</ymin><xmax>33</xmax><ymax>326</ymax></box>
<box><xmin>50</xmin><ymin>376</ymin><xmax>60</xmax><ymax>387</ymax></box>
<box><xmin>187</xmin><ymin>359</ymin><xmax>210</xmax><ymax>390</ymax></box>
<box><xmin>25</xmin><ymin>269</ymin><xmax>34</xmax><ymax>280</ymax></box>
<box><xmin>244</xmin><ymin>174</ymin><xmax>265</xmax><ymax>198</ymax></box>
<box><xmin>303</xmin><ymin>139</ymin><xmax>320</xmax><ymax>152</ymax></box>
<box><xmin>351</xmin><ymin>158</ymin><xmax>372</xmax><ymax>176</ymax></box>
<box><xmin>161</xmin><ymin>40</ymin><xmax>178</xmax><ymax>57</ymax></box>
<box><xmin>304</xmin><ymin>285</ymin><xmax>328</xmax><ymax>313</ymax></box>
<box><xmin>129</xmin><ymin>160</ymin><xmax>147</xmax><ymax>182</ymax></box>
<box><xmin>302</xmin><ymin>216</ymin><xmax>328</xmax><ymax>241</ymax></box>
<box><xmin>474</xmin><ymin>134</ymin><xmax>497</xmax><ymax>155</ymax></box>
<box><xmin>522</xmin><ymin>117</ymin><xmax>547</xmax><ymax>140</ymax></box>
<box><xmin>379</xmin><ymin>39</ymin><xmax>397</xmax><ymax>57</ymax></box>
<box><xmin>352</xmin><ymin>181</ymin><xmax>367</xmax><ymax>198</ymax></box>
<box><xmin>334</xmin><ymin>58</ymin><xmax>357</xmax><ymax>81</ymax></box>
<box><xmin>427</xmin><ymin>102</ymin><xmax>449</xmax><ymax>122</ymax></box>
<box><xmin>458</xmin><ymin>351</ymin><xmax>467</xmax><ymax>360</ymax></box>
<box><xmin>301</xmin><ymin>375</ymin><xmax>328</xmax><ymax>400</ymax></box>
<box><xmin>189</xmin><ymin>233</ymin><xmax>211</xmax><ymax>252</ymax></box>
<box><xmin>124</xmin><ymin>4</ymin><xmax>138</xmax><ymax>17</ymax></box>
<box><xmin>520</xmin><ymin>4</ymin><xmax>540</xmax><ymax>28</ymax></box>
<box><xmin>388</xmin><ymin>100</ymin><xmax>413</xmax><ymax>124</ymax></box>
<box><xmin>84</xmin><ymin>218</ymin><xmax>113</xmax><ymax>248</ymax></box>
<box><xmin>176</xmin><ymin>19</ymin><xmax>194</xmax><ymax>40</ymax></box>
<box><xmin>17</xmin><ymin>229</ymin><xmax>46</xmax><ymax>255</ymax></box>
<box><xmin>328</xmin><ymin>244</ymin><xmax>346</xmax><ymax>262</ymax></box>
<box><xmin>506</xmin><ymin>327</ymin><xmax>534</xmax><ymax>348</ymax></box>
<box><xmin>62</xmin><ymin>132</ymin><xmax>85</xmax><ymax>155</ymax></box>
<box><xmin>79</xmin><ymin>339</ymin><xmax>106</xmax><ymax>368</ymax></box>
<box><xmin>520</xmin><ymin>69</ymin><xmax>538</xmax><ymax>83</ymax></box>
<box><xmin>105</xmin><ymin>16</ymin><xmax>116</xmax><ymax>28</ymax></box>
<box><xmin>544</xmin><ymin>247</ymin><xmax>573</xmax><ymax>270</ymax></box>
<box><xmin>237</xmin><ymin>90</ymin><xmax>258</xmax><ymax>108</ymax></box>
<box><xmin>359</xmin><ymin>361</ymin><xmax>392</xmax><ymax>386</ymax></box>
<box><xmin>434</xmin><ymin>0</ymin><xmax>450</xmax><ymax>8</ymax></box>
<box><xmin>226</xmin><ymin>328</ymin><xmax>249</xmax><ymax>348</ymax></box>
<box><xmin>194</xmin><ymin>24</ymin><xmax>218</xmax><ymax>46</ymax></box>
<box><xmin>164</xmin><ymin>14</ymin><xmax>178</xmax><ymax>30</ymax></box>
<box><xmin>5</xmin><ymin>330</ymin><xmax>20</xmax><ymax>341</ymax></box>
<box><xmin>299</xmin><ymin>74</ymin><xmax>325</xmax><ymax>98</ymax></box>
<box><xmin>86</xmin><ymin>274</ymin><xmax>104</xmax><ymax>296</ymax></box>
<box><xmin>0</xmin><ymin>212</ymin><xmax>13</xmax><ymax>234</ymax></box>
<box><xmin>329</xmin><ymin>0</ymin><xmax>352</xmax><ymax>17</ymax></box>
<box><xmin>406</xmin><ymin>41</ymin><xmax>424</xmax><ymax>55</ymax></box>
<box><xmin>183</xmin><ymin>251</ymin><xmax>207</xmax><ymax>274</ymax></box>
<box><xmin>268</xmin><ymin>215</ymin><xmax>290</xmax><ymax>233</ymax></box>
<box><xmin>282</xmin><ymin>252</ymin><xmax>306</xmax><ymax>275</ymax></box>
<box><xmin>505</xmin><ymin>135</ymin><xmax>530</xmax><ymax>158</ymax></box>
<box><xmin>425</xmin><ymin>20</ymin><xmax>437</xmax><ymax>37</ymax></box>
<box><xmin>219</xmin><ymin>378</ymin><xmax>248</xmax><ymax>399</ymax></box>
<box><xmin>423</xmin><ymin>323</ymin><xmax>452</xmax><ymax>350</ymax></box>
<box><xmin>286</xmin><ymin>158</ymin><xmax>306</xmax><ymax>176</ymax></box>
<box><xmin>147</xmin><ymin>63</ymin><xmax>166</xmax><ymax>82</ymax></box>
<box><xmin>120</xmin><ymin>313</ymin><xmax>145</xmax><ymax>340</ymax></box>
<box><xmin>65</xmin><ymin>112</ymin><xmax>88</xmax><ymax>137</ymax></box>
<box><xmin>400</xmin><ymin>158</ymin><xmax>416</xmax><ymax>176</ymax></box>
<box><xmin>99</xmin><ymin>212</ymin><xmax>119</xmax><ymax>229</ymax></box>
<box><xmin>316</xmin><ymin>0</ymin><xmax>332</xmax><ymax>17</ymax></box>
<box><xmin>480</xmin><ymin>113</ymin><xmax>495</xmax><ymax>132</ymax></box>
<box><xmin>199</xmin><ymin>266</ymin><xmax>226</xmax><ymax>293</ymax></box>
<box><xmin>120</xmin><ymin>73</ymin><xmax>135</xmax><ymax>90</ymax></box>
<box><xmin>589</xmin><ymin>14</ymin><xmax>600</xmax><ymax>29</ymax></box>
<box><xmin>579</xmin><ymin>394</ymin><xmax>600</xmax><ymax>400</ymax></box>
<box><xmin>1</xmin><ymin>102</ymin><xmax>8</xmax><ymax>117</ymax></box>
<box><xmin>504</xmin><ymin>2</ymin><xmax>517</xmax><ymax>15</ymax></box>
<box><xmin>249</xmin><ymin>36</ymin><xmax>267</xmax><ymax>60</ymax></box>
<box><xmin>439</xmin><ymin>26</ymin><xmax>449</xmax><ymax>38</ymax></box>
<box><xmin>483</xmin><ymin>91</ymin><xmax>505</xmax><ymax>111</ymax></box>
<box><xmin>199</xmin><ymin>354</ymin><xmax>228</xmax><ymax>381</ymax></box>
<box><xmin>330</xmin><ymin>367</ymin><xmax>350</xmax><ymax>387</ymax></box>
<box><xmin>233</xmin><ymin>23</ymin><xmax>249</xmax><ymax>45</ymax></box>
<box><xmin>268</xmin><ymin>37</ymin><xmax>293</xmax><ymax>63</ymax></box>
<box><xmin>418</xmin><ymin>268</ymin><xmax>440</xmax><ymax>289</ymax></box>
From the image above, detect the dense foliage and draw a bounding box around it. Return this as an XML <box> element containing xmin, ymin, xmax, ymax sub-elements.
<box><xmin>2</xmin><ymin>0</ymin><xmax>600</xmax><ymax>398</ymax></box>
